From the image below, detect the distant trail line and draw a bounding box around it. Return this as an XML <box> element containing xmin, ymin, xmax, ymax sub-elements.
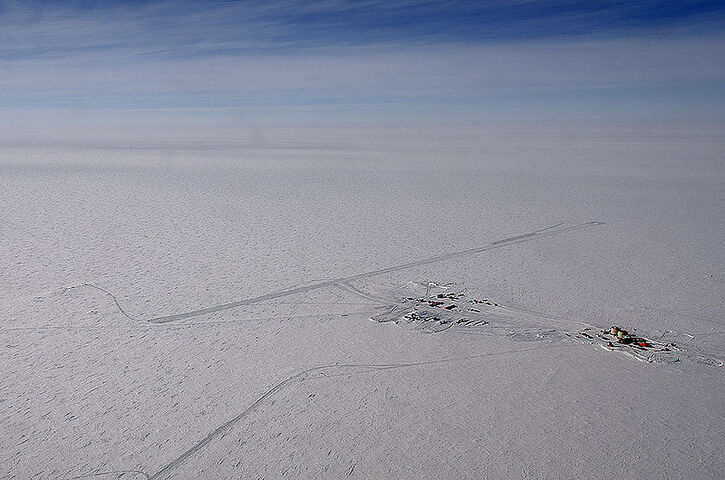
<box><xmin>0</xmin><ymin>310</ymin><xmax>379</xmax><ymax>333</ymax></box>
<box><xmin>335</xmin><ymin>281</ymin><xmax>392</xmax><ymax>304</ymax></box>
<box><xmin>150</xmin><ymin>221</ymin><xmax>603</xmax><ymax>324</ymax></box>
<box><xmin>148</xmin><ymin>342</ymin><xmax>575</xmax><ymax>479</ymax></box>
<box><xmin>63</xmin><ymin>283</ymin><xmax>140</xmax><ymax>322</ymax></box>
<box><xmin>65</xmin><ymin>469</ymin><xmax>150</xmax><ymax>479</ymax></box>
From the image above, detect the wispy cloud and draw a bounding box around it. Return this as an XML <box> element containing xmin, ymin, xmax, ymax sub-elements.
<box><xmin>3</xmin><ymin>1</ymin><xmax>724</xmax><ymax>60</ymax></box>
<box><xmin>1</xmin><ymin>0</ymin><xmax>725</xmax><ymax>133</ymax></box>
<box><xmin>3</xmin><ymin>37</ymin><xmax>724</xmax><ymax>106</ymax></box>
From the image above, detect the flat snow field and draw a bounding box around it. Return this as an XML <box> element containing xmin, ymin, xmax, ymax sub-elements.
<box><xmin>2</xmin><ymin>125</ymin><xmax>724</xmax><ymax>479</ymax></box>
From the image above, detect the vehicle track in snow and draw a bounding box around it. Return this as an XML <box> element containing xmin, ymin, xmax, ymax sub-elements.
<box><xmin>149</xmin><ymin>221</ymin><xmax>603</xmax><ymax>324</ymax></box>
<box><xmin>146</xmin><ymin>342</ymin><xmax>572</xmax><ymax>479</ymax></box>
<box><xmin>65</xmin><ymin>469</ymin><xmax>149</xmax><ymax>479</ymax></box>
<box><xmin>8</xmin><ymin>222</ymin><xmax>601</xmax><ymax>330</ymax></box>
<box><xmin>62</xmin><ymin>283</ymin><xmax>141</xmax><ymax>322</ymax></box>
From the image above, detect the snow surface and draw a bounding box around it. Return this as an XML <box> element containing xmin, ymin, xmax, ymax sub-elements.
<box><xmin>1</xmin><ymin>124</ymin><xmax>724</xmax><ymax>479</ymax></box>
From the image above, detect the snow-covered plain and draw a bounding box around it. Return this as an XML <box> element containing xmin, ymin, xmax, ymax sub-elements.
<box><xmin>2</xmin><ymin>124</ymin><xmax>724</xmax><ymax>479</ymax></box>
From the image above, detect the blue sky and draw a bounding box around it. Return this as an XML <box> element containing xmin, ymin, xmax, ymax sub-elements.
<box><xmin>2</xmin><ymin>1</ymin><xmax>725</xmax><ymax>135</ymax></box>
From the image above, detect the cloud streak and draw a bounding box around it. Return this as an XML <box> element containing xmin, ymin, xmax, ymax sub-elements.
<box><xmin>2</xmin><ymin>1</ymin><xmax>724</xmax><ymax>60</ymax></box>
<box><xmin>1</xmin><ymin>0</ymin><xmax>724</xmax><ymax>133</ymax></box>
<box><xmin>4</xmin><ymin>37</ymin><xmax>724</xmax><ymax>106</ymax></box>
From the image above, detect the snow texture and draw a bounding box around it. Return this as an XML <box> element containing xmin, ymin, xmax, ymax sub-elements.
<box><xmin>1</xmin><ymin>124</ymin><xmax>724</xmax><ymax>479</ymax></box>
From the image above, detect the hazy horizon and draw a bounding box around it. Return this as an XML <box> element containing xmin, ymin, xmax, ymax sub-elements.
<box><xmin>2</xmin><ymin>1</ymin><xmax>725</xmax><ymax>141</ymax></box>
